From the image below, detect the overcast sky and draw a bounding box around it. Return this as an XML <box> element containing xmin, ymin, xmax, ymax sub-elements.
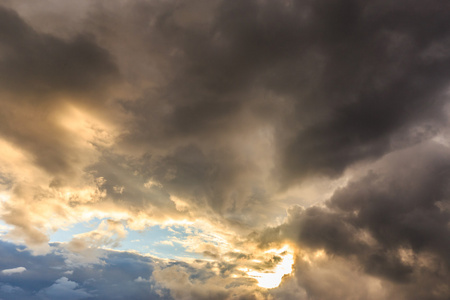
<box><xmin>1</xmin><ymin>0</ymin><xmax>450</xmax><ymax>299</ymax></box>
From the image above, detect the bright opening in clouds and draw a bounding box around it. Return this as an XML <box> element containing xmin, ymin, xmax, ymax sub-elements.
<box><xmin>245</xmin><ymin>246</ymin><xmax>295</xmax><ymax>289</ymax></box>
<box><xmin>1</xmin><ymin>0</ymin><xmax>450</xmax><ymax>299</ymax></box>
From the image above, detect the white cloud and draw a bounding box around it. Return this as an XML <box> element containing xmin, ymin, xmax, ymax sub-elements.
<box><xmin>2</xmin><ymin>267</ymin><xmax>26</xmax><ymax>275</ymax></box>
<box><xmin>134</xmin><ymin>276</ymin><xmax>151</xmax><ymax>282</ymax></box>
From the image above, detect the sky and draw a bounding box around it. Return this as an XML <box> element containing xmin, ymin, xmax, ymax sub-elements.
<box><xmin>0</xmin><ymin>0</ymin><xmax>450</xmax><ymax>299</ymax></box>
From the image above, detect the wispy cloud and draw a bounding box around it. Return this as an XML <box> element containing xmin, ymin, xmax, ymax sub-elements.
<box><xmin>2</xmin><ymin>267</ymin><xmax>26</xmax><ymax>275</ymax></box>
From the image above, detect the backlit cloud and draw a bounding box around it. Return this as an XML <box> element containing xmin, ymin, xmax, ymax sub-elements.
<box><xmin>1</xmin><ymin>0</ymin><xmax>450</xmax><ymax>299</ymax></box>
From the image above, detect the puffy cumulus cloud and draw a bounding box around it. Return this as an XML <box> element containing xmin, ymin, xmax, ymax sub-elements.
<box><xmin>0</xmin><ymin>240</ymin><xmax>159</xmax><ymax>299</ymax></box>
<box><xmin>0</xmin><ymin>0</ymin><xmax>450</xmax><ymax>299</ymax></box>
<box><xmin>37</xmin><ymin>277</ymin><xmax>92</xmax><ymax>300</ymax></box>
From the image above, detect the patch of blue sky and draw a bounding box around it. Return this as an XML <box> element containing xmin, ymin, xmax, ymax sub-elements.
<box><xmin>0</xmin><ymin>219</ymin><xmax>13</xmax><ymax>237</ymax></box>
<box><xmin>48</xmin><ymin>217</ymin><xmax>103</xmax><ymax>243</ymax></box>
<box><xmin>48</xmin><ymin>219</ymin><xmax>203</xmax><ymax>260</ymax></box>
<box><xmin>118</xmin><ymin>225</ymin><xmax>203</xmax><ymax>260</ymax></box>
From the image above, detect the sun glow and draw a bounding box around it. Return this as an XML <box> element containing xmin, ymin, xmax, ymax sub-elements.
<box><xmin>246</xmin><ymin>246</ymin><xmax>295</xmax><ymax>289</ymax></box>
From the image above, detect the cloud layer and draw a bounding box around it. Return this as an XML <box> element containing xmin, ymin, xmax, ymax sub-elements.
<box><xmin>1</xmin><ymin>0</ymin><xmax>450</xmax><ymax>299</ymax></box>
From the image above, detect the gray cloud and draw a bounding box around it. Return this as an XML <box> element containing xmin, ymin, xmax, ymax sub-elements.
<box><xmin>106</xmin><ymin>0</ymin><xmax>450</xmax><ymax>182</ymax></box>
<box><xmin>1</xmin><ymin>0</ymin><xmax>450</xmax><ymax>299</ymax></box>
<box><xmin>37</xmin><ymin>277</ymin><xmax>91</xmax><ymax>300</ymax></box>
<box><xmin>0</xmin><ymin>5</ymin><xmax>120</xmax><ymax>176</ymax></box>
<box><xmin>0</xmin><ymin>240</ymin><xmax>273</xmax><ymax>300</ymax></box>
<box><xmin>0</xmin><ymin>6</ymin><xmax>118</xmax><ymax>100</ymax></box>
<box><xmin>258</xmin><ymin>143</ymin><xmax>450</xmax><ymax>299</ymax></box>
<box><xmin>0</xmin><ymin>240</ymin><xmax>162</xmax><ymax>299</ymax></box>
<box><xmin>76</xmin><ymin>0</ymin><xmax>450</xmax><ymax>221</ymax></box>
<box><xmin>3</xmin><ymin>0</ymin><xmax>450</xmax><ymax>225</ymax></box>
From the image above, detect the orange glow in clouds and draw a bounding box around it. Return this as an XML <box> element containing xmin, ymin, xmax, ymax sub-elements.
<box><xmin>245</xmin><ymin>245</ymin><xmax>295</xmax><ymax>289</ymax></box>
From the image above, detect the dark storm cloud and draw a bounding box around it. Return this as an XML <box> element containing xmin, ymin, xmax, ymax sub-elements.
<box><xmin>0</xmin><ymin>0</ymin><xmax>448</xmax><ymax>217</ymax></box>
<box><xmin>212</xmin><ymin>0</ymin><xmax>450</xmax><ymax>182</ymax></box>
<box><xmin>145</xmin><ymin>145</ymin><xmax>266</xmax><ymax>216</ymax></box>
<box><xmin>1</xmin><ymin>0</ymin><xmax>440</xmax><ymax>185</ymax></box>
<box><xmin>1</xmin><ymin>0</ymin><xmax>450</xmax><ymax>299</ymax></box>
<box><xmin>83</xmin><ymin>143</ymin><xmax>274</xmax><ymax>230</ymax></box>
<box><xmin>83</xmin><ymin>150</ymin><xmax>185</xmax><ymax>220</ymax></box>
<box><xmin>0</xmin><ymin>6</ymin><xmax>118</xmax><ymax>100</ymax></box>
<box><xmin>258</xmin><ymin>143</ymin><xmax>450</xmax><ymax>299</ymax></box>
<box><xmin>78</xmin><ymin>0</ymin><xmax>449</xmax><ymax>231</ymax></box>
<box><xmin>0</xmin><ymin>5</ymin><xmax>119</xmax><ymax>176</ymax></box>
<box><xmin>227</xmin><ymin>0</ymin><xmax>450</xmax><ymax>181</ymax></box>
<box><xmin>104</xmin><ymin>0</ymin><xmax>450</xmax><ymax>189</ymax></box>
